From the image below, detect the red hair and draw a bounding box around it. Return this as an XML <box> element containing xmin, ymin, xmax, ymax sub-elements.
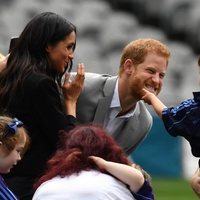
<box><xmin>34</xmin><ymin>124</ymin><xmax>130</xmax><ymax>188</ymax></box>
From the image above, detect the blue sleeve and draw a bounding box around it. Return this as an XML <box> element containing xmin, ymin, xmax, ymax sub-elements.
<box><xmin>0</xmin><ymin>176</ymin><xmax>18</xmax><ymax>200</ymax></box>
<box><xmin>162</xmin><ymin>99</ymin><xmax>200</xmax><ymax>137</ymax></box>
<box><xmin>131</xmin><ymin>180</ymin><xmax>154</xmax><ymax>200</ymax></box>
<box><xmin>161</xmin><ymin>99</ymin><xmax>200</xmax><ymax>157</ymax></box>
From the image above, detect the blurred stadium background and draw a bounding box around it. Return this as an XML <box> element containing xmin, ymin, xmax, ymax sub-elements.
<box><xmin>0</xmin><ymin>0</ymin><xmax>200</xmax><ymax>198</ymax></box>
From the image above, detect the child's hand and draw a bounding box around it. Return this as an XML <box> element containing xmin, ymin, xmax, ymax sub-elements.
<box><xmin>89</xmin><ymin>156</ymin><xmax>106</xmax><ymax>169</ymax></box>
<box><xmin>141</xmin><ymin>88</ymin><xmax>156</xmax><ymax>105</ymax></box>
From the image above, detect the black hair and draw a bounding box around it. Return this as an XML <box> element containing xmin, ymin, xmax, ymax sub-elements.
<box><xmin>0</xmin><ymin>12</ymin><xmax>76</xmax><ymax>109</ymax></box>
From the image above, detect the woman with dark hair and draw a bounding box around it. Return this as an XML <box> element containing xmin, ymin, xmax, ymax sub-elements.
<box><xmin>0</xmin><ymin>12</ymin><xmax>84</xmax><ymax>199</ymax></box>
<box><xmin>33</xmin><ymin>125</ymin><xmax>154</xmax><ymax>200</ymax></box>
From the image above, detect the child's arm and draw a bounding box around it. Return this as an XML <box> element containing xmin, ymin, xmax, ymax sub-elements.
<box><xmin>89</xmin><ymin>156</ymin><xmax>144</xmax><ymax>192</ymax></box>
<box><xmin>142</xmin><ymin>89</ymin><xmax>167</xmax><ymax>119</ymax></box>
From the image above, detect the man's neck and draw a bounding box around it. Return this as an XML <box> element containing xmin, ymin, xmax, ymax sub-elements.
<box><xmin>117</xmin><ymin>104</ymin><xmax>136</xmax><ymax>117</ymax></box>
<box><xmin>118</xmin><ymin>78</ymin><xmax>138</xmax><ymax>114</ymax></box>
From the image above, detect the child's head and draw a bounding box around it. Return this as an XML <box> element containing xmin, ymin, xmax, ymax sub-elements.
<box><xmin>0</xmin><ymin>116</ymin><xmax>30</xmax><ymax>174</ymax></box>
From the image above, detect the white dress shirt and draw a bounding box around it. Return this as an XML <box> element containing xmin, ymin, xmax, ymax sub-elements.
<box><xmin>104</xmin><ymin>79</ymin><xmax>137</xmax><ymax>135</ymax></box>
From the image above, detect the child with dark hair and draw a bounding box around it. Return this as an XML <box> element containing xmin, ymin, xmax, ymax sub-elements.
<box><xmin>0</xmin><ymin>116</ymin><xmax>29</xmax><ymax>200</ymax></box>
<box><xmin>33</xmin><ymin>124</ymin><xmax>154</xmax><ymax>200</ymax></box>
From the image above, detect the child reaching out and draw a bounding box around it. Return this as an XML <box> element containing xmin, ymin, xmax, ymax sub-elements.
<box><xmin>0</xmin><ymin>116</ymin><xmax>29</xmax><ymax>200</ymax></box>
<box><xmin>141</xmin><ymin>57</ymin><xmax>200</xmax><ymax>199</ymax></box>
<box><xmin>141</xmin><ymin>77</ymin><xmax>200</xmax><ymax>157</ymax></box>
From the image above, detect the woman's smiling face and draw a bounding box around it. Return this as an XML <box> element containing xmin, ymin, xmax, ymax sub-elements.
<box><xmin>46</xmin><ymin>31</ymin><xmax>76</xmax><ymax>74</ymax></box>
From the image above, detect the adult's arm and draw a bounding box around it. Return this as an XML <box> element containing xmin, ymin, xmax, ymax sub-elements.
<box><xmin>28</xmin><ymin>74</ymin><xmax>77</xmax><ymax>146</ymax></box>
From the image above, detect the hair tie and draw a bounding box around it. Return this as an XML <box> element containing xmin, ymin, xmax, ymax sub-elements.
<box><xmin>1</xmin><ymin>118</ymin><xmax>23</xmax><ymax>139</ymax></box>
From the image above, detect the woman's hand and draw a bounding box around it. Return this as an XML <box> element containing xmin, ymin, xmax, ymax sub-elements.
<box><xmin>62</xmin><ymin>63</ymin><xmax>85</xmax><ymax>116</ymax></box>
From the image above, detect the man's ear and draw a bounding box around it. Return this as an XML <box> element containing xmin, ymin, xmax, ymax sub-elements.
<box><xmin>123</xmin><ymin>59</ymin><xmax>135</xmax><ymax>75</ymax></box>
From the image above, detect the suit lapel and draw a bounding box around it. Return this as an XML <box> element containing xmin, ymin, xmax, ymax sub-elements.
<box><xmin>113</xmin><ymin>106</ymin><xmax>141</xmax><ymax>153</ymax></box>
<box><xmin>93</xmin><ymin>76</ymin><xmax>117</xmax><ymax>123</ymax></box>
<box><xmin>114</xmin><ymin>102</ymin><xmax>152</xmax><ymax>154</ymax></box>
<box><xmin>93</xmin><ymin>97</ymin><xmax>111</xmax><ymax>123</ymax></box>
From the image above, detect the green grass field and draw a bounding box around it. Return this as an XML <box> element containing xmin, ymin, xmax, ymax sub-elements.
<box><xmin>152</xmin><ymin>177</ymin><xmax>199</xmax><ymax>200</ymax></box>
